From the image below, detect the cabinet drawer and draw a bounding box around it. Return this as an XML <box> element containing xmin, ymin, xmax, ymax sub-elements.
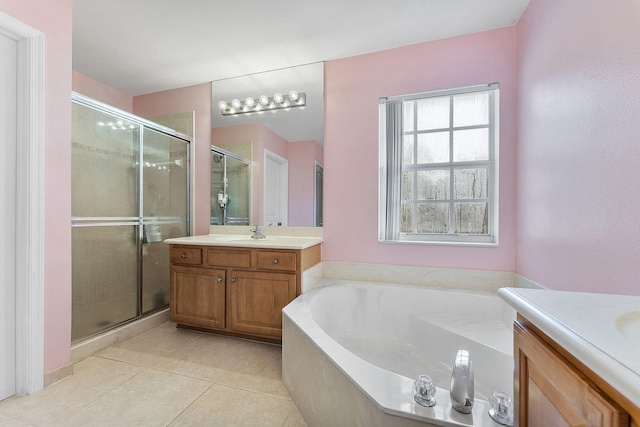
<box><xmin>257</xmin><ymin>251</ymin><xmax>297</xmax><ymax>272</ymax></box>
<box><xmin>206</xmin><ymin>248</ymin><xmax>251</xmax><ymax>268</ymax></box>
<box><xmin>170</xmin><ymin>246</ymin><xmax>202</xmax><ymax>265</ymax></box>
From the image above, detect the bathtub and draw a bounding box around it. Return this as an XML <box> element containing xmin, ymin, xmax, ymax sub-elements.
<box><xmin>282</xmin><ymin>280</ymin><xmax>516</xmax><ymax>427</ymax></box>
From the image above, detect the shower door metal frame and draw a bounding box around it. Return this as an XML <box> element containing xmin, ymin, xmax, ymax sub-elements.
<box><xmin>71</xmin><ymin>92</ymin><xmax>191</xmax><ymax>341</ymax></box>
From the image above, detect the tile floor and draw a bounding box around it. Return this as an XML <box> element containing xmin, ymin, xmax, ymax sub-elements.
<box><xmin>0</xmin><ymin>322</ymin><xmax>307</xmax><ymax>426</ymax></box>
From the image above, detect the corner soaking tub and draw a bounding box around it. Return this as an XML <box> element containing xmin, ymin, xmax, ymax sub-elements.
<box><xmin>282</xmin><ymin>280</ymin><xmax>515</xmax><ymax>427</ymax></box>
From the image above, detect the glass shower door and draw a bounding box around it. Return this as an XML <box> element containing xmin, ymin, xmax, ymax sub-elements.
<box><xmin>72</xmin><ymin>94</ymin><xmax>191</xmax><ymax>341</ymax></box>
<box><xmin>141</xmin><ymin>128</ymin><xmax>189</xmax><ymax>313</ymax></box>
<box><xmin>71</xmin><ymin>103</ymin><xmax>140</xmax><ymax>340</ymax></box>
<box><xmin>210</xmin><ymin>147</ymin><xmax>251</xmax><ymax>225</ymax></box>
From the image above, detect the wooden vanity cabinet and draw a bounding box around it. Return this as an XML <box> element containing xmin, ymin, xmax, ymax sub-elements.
<box><xmin>169</xmin><ymin>244</ymin><xmax>320</xmax><ymax>342</ymax></box>
<box><xmin>171</xmin><ymin>265</ymin><xmax>226</xmax><ymax>330</ymax></box>
<box><xmin>514</xmin><ymin>317</ymin><xmax>631</xmax><ymax>427</ymax></box>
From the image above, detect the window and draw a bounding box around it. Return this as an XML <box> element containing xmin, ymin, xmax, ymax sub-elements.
<box><xmin>379</xmin><ymin>84</ymin><xmax>499</xmax><ymax>245</ymax></box>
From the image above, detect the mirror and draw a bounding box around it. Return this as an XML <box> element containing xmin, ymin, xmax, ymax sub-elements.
<box><xmin>211</xmin><ymin>62</ymin><xmax>324</xmax><ymax>227</ymax></box>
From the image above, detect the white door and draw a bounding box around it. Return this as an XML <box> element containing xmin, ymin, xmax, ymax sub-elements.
<box><xmin>0</xmin><ymin>30</ymin><xmax>18</xmax><ymax>401</ymax></box>
<box><xmin>263</xmin><ymin>150</ymin><xmax>288</xmax><ymax>226</ymax></box>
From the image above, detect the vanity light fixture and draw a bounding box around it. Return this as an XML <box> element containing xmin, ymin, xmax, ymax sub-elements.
<box><xmin>218</xmin><ymin>91</ymin><xmax>306</xmax><ymax>116</ymax></box>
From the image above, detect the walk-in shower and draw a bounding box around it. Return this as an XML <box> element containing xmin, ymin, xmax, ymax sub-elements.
<box><xmin>210</xmin><ymin>146</ymin><xmax>251</xmax><ymax>225</ymax></box>
<box><xmin>71</xmin><ymin>93</ymin><xmax>190</xmax><ymax>341</ymax></box>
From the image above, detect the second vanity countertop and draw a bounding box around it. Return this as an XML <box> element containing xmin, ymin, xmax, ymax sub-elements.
<box><xmin>498</xmin><ymin>287</ymin><xmax>640</xmax><ymax>410</ymax></box>
<box><xmin>164</xmin><ymin>234</ymin><xmax>323</xmax><ymax>250</ymax></box>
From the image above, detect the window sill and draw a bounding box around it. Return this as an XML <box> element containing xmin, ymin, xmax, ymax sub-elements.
<box><xmin>378</xmin><ymin>239</ymin><xmax>498</xmax><ymax>248</ymax></box>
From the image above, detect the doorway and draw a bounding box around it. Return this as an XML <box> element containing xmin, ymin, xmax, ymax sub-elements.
<box><xmin>0</xmin><ymin>11</ymin><xmax>45</xmax><ymax>398</ymax></box>
<box><xmin>0</xmin><ymin>23</ymin><xmax>18</xmax><ymax>402</ymax></box>
<box><xmin>263</xmin><ymin>150</ymin><xmax>288</xmax><ymax>226</ymax></box>
<box><xmin>314</xmin><ymin>162</ymin><xmax>323</xmax><ymax>227</ymax></box>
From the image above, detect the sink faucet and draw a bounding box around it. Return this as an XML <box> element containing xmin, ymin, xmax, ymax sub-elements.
<box><xmin>250</xmin><ymin>225</ymin><xmax>266</xmax><ymax>239</ymax></box>
<box><xmin>450</xmin><ymin>350</ymin><xmax>474</xmax><ymax>414</ymax></box>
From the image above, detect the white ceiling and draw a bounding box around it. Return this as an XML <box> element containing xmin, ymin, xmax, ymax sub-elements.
<box><xmin>72</xmin><ymin>0</ymin><xmax>530</xmax><ymax>96</ymax></box>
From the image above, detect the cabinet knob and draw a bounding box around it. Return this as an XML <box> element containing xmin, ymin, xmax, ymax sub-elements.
<box><xmin>272</xmin><ymin>259</ymin><xmax>278</xmax><ymax>264</ymax></box>
<box><xmin>230</xmin><ymin>278</ymin><xmax>236</xmax><ymax>283</ymax></box>
<box><xmin>180</xmin><ymin>254</ymin><xmax>187</xmax><ymax>259</ymax></box>
<box><xmin>217</xmin><ymin>277</ymin><xmax>223</xmax><ymax>283</ymax></box>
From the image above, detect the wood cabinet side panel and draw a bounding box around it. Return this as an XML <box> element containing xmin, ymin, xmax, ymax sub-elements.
<box><xmin>514</xmin><ymin>321</ymin><xmax>629</xmax><ymax>427</ymax></box>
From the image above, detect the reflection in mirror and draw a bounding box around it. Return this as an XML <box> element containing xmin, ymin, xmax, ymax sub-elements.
<box><xmin>211</xmin><ymin>62</ymin><xmax>324</xmax><ymax>227</ymax></box>
<box><xmin>210</xmin><ymin>146</ymin><xmax>251</xmax><ymax>225</ymax></box>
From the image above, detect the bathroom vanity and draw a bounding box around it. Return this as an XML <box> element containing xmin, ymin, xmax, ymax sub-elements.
<box><xmin>499</xmin><ymin>288</ymin><xmax>640</xmax><ymax>427</ymax></box>
<box><xmin>166</xmin><ymin>234</ymin><xmax>322</xmax><ymax>342</ymax></box>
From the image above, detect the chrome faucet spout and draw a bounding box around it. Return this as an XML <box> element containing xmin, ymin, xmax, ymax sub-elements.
<box><xmin>450</xmin><ymin>350</ymin><xmax>474</xmax><ymax>414</ymax></box>
<box><xmin>250</xmin><ymin>225</ymin><xmax>266</xmax><ymax>239</ymax></box>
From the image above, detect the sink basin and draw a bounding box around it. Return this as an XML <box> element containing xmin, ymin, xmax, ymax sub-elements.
<box><xmin>212</xmin><ymin>235</ymin><xmax>256</xmax><ymax>241</ymax></box>
<box><xmin>616</xmin><ymin>311</ymin><xmax>640</xmax><ymax>347</ymax></box>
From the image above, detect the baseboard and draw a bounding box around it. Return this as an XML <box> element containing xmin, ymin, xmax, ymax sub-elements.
<box><xmin>43</xmin><ymin>362</ymin><xmax>74</xmax><ymax>388</ymax></box>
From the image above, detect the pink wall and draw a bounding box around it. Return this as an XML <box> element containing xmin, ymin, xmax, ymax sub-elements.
<box><xmin>288</xmin><ymin>140</ymin><xmax>323</xmax><ymax>226</ymax></box>
<box><xmin>0</xmin><ymin>0</ymin><xmax>73</xmax><ymax>374</ymax></box>
<box><xmin>133</xmin><ymin>83</ymin><xmax>212</xmax><ymax>236</ymax></box>
<box><xmin>515</xmin><ymin>0</ymin><xmax>640</xmax><ymax>295</ymax></box>
<box><xmin>72</xmin><ymin>70</ymin><xmax>133</xmax><ymax>112</ymax></box>
<box><xmin>323</xmin><ymin>27</ymin><xmax>518</xmax><ymax>271</ymax></box>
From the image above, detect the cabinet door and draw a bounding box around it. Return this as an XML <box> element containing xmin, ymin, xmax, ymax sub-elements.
<box><xmin>170</xmin><ymin>266</ymin><xmax>226</xmax><ymax>329</ymax></box>
<box><xmin>514</xmin><ymin>321</ymin><xmax>628</xmax><ymax>427</ymax></box>
<box><xmin>228</xmin><ymin>270</ymin><xmax>296</xmax><ymax>338</ymax></box>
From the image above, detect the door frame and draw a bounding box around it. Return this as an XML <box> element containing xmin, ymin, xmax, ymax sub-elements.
<box><xmin>0</xmin><ymin>11</ymin><xmax>45</xmax><ymax>395</ymax></box>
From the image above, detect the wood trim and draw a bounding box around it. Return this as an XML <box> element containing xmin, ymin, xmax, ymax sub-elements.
<box><xmin>0</xmin><ymin>11</ymin><xmax>45</xmax><ymax>396</ymax></box>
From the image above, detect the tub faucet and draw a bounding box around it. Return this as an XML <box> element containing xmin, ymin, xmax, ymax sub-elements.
<box><xmin>450</xmin><ymin>350</ymin><xmax>474</xmax><ymax>414</ymax></box>
<box><xmin>250</xmin><ymin>225</ymin><xmax>266</xmax><ymax>239</ymax></box>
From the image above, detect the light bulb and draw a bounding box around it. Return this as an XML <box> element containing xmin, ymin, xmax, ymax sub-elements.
<box><xmin>218</xmin><ymin>100</ymin><xmax>228</xmax><ymax>111</ymax></box>
<box><xmin>282</xmin><ymin>100</ymin><xmax>290</xmax><ymax>108</ymax></box>
<box><xmin>274</xmin><ymin>93</ymin><xmax>284</xmax><ymax>104</ymax></box>
<box><xmin>259</xmin><ymin>95</ymin><xmax>269</xmax><ymax>106</ymax></box>
<box><xmin>288</xmin><ymin>90</ymin><xmax>299</xmax><ymax>101</ymax></box>
<box><xmin>245</xmin><ymin>97</ymin><xmax>256</xmax><ymax>107</ymax></box>
<box><xmin>231</xmin><ymin>98</ymin><xmax>241</xmax><ymax>109</ymax></box>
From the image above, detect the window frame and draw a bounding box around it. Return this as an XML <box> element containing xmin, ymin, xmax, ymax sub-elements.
<box><xmin>378</xmin><ymin>84</ymin><xmax>499</xmax><ymax>246</ymax></box>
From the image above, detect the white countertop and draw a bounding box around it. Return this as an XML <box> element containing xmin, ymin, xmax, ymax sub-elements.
<box><xmin>164</xmin><ymin>234</ymin><xmax>323</xmax><ymax>250</ymax></box>
<box><xmin>498</xmin><ymin>287</ymin><xmax>640</xmax><ymax>410</ymax></box>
